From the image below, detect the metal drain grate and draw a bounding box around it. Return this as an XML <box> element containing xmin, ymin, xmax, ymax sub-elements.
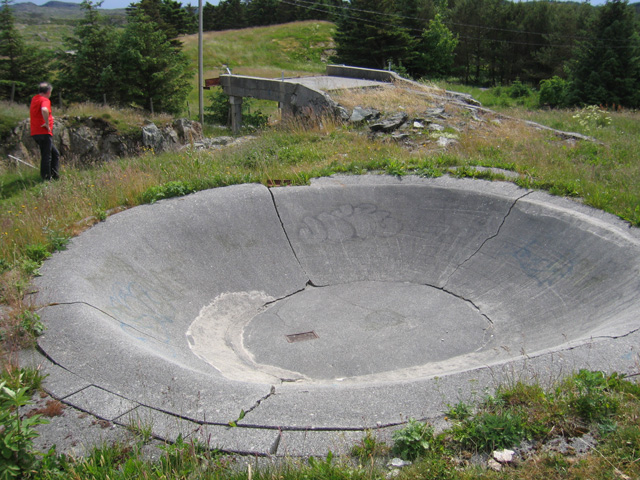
<box><xmin>285</xmin><ymin>331</ymin><xmax>319</xmax><ymax>343</ymax></box>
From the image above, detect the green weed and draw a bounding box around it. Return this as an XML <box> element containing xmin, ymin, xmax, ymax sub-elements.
<box><xmin>350</xmin><ymin>430</ymin><xmax>390</xmax><ymax>461</ymax></box>
<box><xmin>564</xmin><ymin>370</ymin><xmax>621</xmax><ymax>424</ymax></box>
<box><xmin>451</xmin><ymin>410</ymin><xmax>529</xmax><ymax>453</ymax></box>
<box><xmin>44</xmin><ymin>229</ymin><xmax>69</xmax><ymax>253</ymax></box>
<box><xmin>384</xmin><ymin>159</ymin><xmax>406</xmax><ymax>177</ymax></box>
<box><xmin>0</xmin><ymin>374</ymin><xmax>49</xmax><ymax>479</ymax></box>
<box><xmin>392</xmin><ymin>419</ymin><xmax>436</xmax><ymax>461</ymax></box>
<box><xmin>445</xmin><ymin>401</ymin><xmax>473</xmax><ymax>421</ymax></box>
<box><xmin>18</xmin><ymin>310</ymin><xmax>44</xmax><ymax>337</ymax></box>
<box><xmin>24</xmin><ymin>244</ymin><xmax>50</xmax><ymax>264</ymax></box>
<box><xmin>0</xmin><ymin>366</ymin><xmax>45</xmax><ymax>393</ymax></box>
<box><xmin>139</xmin><ymin>181</ymin><xmax>196</xmax><ymax>204</ymax></box>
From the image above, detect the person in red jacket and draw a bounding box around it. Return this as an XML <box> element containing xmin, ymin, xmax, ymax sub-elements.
<box><xmin>30</xmin><ymin>82</ymin><xmax>60</xmax><ymax>180</ymax></box>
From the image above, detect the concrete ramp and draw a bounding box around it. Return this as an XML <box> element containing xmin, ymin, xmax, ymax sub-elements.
<box><xmin>34</xmin><ymin>176</ymin><xmax>640</xmax><ymax>456</ymax></box>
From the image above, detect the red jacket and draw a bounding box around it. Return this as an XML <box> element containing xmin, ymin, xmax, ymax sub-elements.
<box><xmin>30</xmin><ymin>94</ymin><xmax>53</xmax><ymax>136</ymax></box>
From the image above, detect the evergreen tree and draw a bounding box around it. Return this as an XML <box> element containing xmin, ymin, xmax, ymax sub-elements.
<box><xmin>395</xmin><ymin>0</ymin><xmax>430</xmax><ymax>34</ymax></box>
<box><xmin>416</xmin><ymin>11</ymin><xmax>458</xmax><ymax>78</ymax></box>
<box><xmin>0</xmin><ymin>0</ymin><xmax>50</xmax><ymax>102</ymax></box>
<box><xmin>57</xmin><ymin>0</ymin><xmax>119</xmax><ymax>104</ymax></box>
<box><xmin>567</xmin><ymin>0</ymin><xmax>640</xmax><ymax>108</ymax></box>
<box><xmin>127</xmin><ymin>0</ymin><xmax>197</xmax><ymax>42</ymax></box>
<box><xmin>449</xmin><ymin>0</ymin><xmax>489</xmax><ymax>84</ymax></box>
<box><xmin>333</xmin><ymin>0</ymin><xmax>416</xmax><ymax>70</ymax></box>
<box><xmin>536</xmin><ymin>2</ymin><xmax>595</xmax><ymax>80</ymax></box>
<box><xmin>205</xmin><ymin>0</ymin><xmax>247</xmax><ymax>30</ymax></box>
<box><xmin>202</xmin><ymin>1</ymin><xmax>217</xmax><ymax>31</ymax></box>
<box><xmin>246</xmin><ymin>0</ymin><xmax>280</xmax><ymax>26</ymax></box>
<box><xmin>159</xmin><ymin>0</ymin><xmax>197</xmax><ymax>35</ymax></box>
<box><xmin>116</xmin><ymin>10</ymin><xmax>192</xmax><ymax>113</ymax></box>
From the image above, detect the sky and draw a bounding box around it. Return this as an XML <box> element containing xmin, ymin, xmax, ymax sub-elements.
<box><xmin>15</xmin><ymin>0</ymin><xmax>608</xmax><ymax>12</ymax></box>
<box><xmin>15</xmin><ymin>0</ymin><xmax>206</xmax><ymax>8</ymax></box>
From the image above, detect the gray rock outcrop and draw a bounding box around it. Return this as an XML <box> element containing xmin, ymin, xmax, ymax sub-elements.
<box><xmin>2</xmin><ymin>117</ymin><xmax>204</xmax><ymax>167</ymax></box>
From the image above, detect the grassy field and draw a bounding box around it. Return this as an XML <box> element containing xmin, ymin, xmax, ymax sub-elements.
<box><xmin>181</xmin><ymin>21</ymin><xmax>336</xmax><ymax>115</ymax></box>
<box><xmin>1</xmin><ymin>20</ymin><xmax>639</xmax><ymax>480</ymax></box>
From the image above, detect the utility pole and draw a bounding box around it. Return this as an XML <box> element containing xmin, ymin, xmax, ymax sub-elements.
<box><xmin>198</xmin><ymin>0</ymin><xmax>204</xmax><ymax>126</ymax></box>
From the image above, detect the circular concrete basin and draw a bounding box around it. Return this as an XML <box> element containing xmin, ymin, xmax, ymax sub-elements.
<box><xmin>34</xmin><ymin>175</ymin><xmax>640</xmax><ymax>452</ymax></box>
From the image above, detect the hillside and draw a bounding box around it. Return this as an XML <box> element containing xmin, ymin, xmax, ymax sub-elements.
<box><xmin>11</xmin><ymin>0</ymin><xmax>126</xmax><ymax>25</ymax></box>
<box><xmin>180</xmin><ymin>21</ymin><xmax>336</xmax><ymax>111</ymax></box>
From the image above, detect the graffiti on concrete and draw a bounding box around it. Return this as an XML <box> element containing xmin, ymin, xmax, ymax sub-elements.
<box><xmin>299</xmin><ymin>204</ymin><xmax>401</xmax><ymax>244</ymax></box>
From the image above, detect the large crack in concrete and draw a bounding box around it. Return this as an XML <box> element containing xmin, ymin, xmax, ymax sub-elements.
<box><xmin>268</xmin><ymin>187</ymin><xmax>311</xmax><ymax>283</ymax></box>
<box><xmin>442</xmin><ymin>190</ymin><xmax>533</xmax><ymax>289</ymax></box>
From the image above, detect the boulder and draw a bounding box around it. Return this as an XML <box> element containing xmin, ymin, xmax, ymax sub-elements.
<box><xmin>172</xmin><ymin>118</ymin><xmax>203</xmax><ymax>144</ymax></box>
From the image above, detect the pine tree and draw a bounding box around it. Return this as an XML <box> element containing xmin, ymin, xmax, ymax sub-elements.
<box><xmin>116</xmin><ymin>10</ymin><xmax>192</xmax><ymax>114</ymax></box>
<box><xmin>57</xmin><ymin>0</ymin><xmax>119</xmax><ymax>104</ymax></box>
<box><xmin>567</xmin><ymin>0</ymin><xmax>640</xmax><ymax>108</ymax></box>
<box><xmin>333</xmin><ymin>0</ymin><xmax>416</xmax><ymax>70</ymax></box>
<box><xmin>416</xmin><ymin>11</ymin><xmax>458</xmax><ymax>78</ymax></box>
<box><xmin>246</xmin><ymin>0</ymin><xmax>280</xmax><ymax>26</ymax></box>
<box><xmin>127</xmin><ymin>0</ymin><xmax>197</xmax><ymax>41</ymax></box>
<box><xmin>0</xmin><ymin>0</ymin><xmax>50</xmax><ymax>102</ymax></box>
<box><xmin>207</xmin><ymin>0</ymin><xmax>247</xmax><ymax>30</ymax></box>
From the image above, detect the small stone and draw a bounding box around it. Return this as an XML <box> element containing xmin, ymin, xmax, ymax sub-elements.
<box><xmin>425</xmin><ymin>107</ymin><xmax>446</xmax><ymax>117</ymax></box>
<box><xmin>392</xmin><ymin>133</ymin><xmax>409</xmax><ymax>141</ymax></box>
<box><xmin>369</xmin><ymin>112</ymin><xmax>408</xmax><ymax>132</ymax></box>
<box><xmin>350</xmin><ymin>106</ymin><xmax>379</xmax><ymax>123</ymax></box>
<box><xmin>487</xmin><ymin>458</ymin><xmax>502</xmax><ymax>471</ymax></box>
<box><xmin>493</xmin><ymin>449</ymin><xmax>515</xmax><ymax>464</ymax></box>
<box><xmin>437</xmin><ymin>137</ymin><xmax>457</xmax><ymax>147</ymax></box>
<box><xmin>388</xmin><ymin>457</ymin><xmax>412</xmax><ymax>468</ymax></box>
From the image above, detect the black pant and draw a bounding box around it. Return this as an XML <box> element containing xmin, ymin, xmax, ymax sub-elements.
<box><xmin>32</xmin><ymin>134</ymin><xmax>60</xmax><ymax>180</ymax></box>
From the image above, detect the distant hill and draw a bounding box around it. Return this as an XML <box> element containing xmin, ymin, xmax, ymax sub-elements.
<box><xmin>43</xmin><ymin>1</ymin><xmax>81</xmax><ymax>8</ymax></box>
<box><xmin>11</xmin><ymin>1</ymin><xmax>126</xmax><ymax>23</ymax></box>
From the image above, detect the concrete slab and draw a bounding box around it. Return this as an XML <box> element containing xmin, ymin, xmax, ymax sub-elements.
<box><xmin>64</xmin><ymin>386</ymin><xmax>138</xmax><ymax>421</ymax></box>
<box><xmin>117</xmin><ymin>406</ymin><xmax>200</xmax><ymax>442</ymax></box>
<box><xmin>190</xmin><ymin>423</ymin><xmax>282</xmax><ymax>455</ymax></box>
<box><xmin>285</xmin><ymin>75</ymin><xmax>388</xmax><ymax>92</ymax></box>
<box><xmin>33</xmin><ymin>176</ymin><xmax>640</xmax><ymax>456</ymax></box>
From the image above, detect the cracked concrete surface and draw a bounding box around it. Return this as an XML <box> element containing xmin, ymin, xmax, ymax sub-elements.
<box><xmin>30</xmin><ymin>175</ymin><xmax>640</xmax><ymax>456</ymax></box>
<box><xmin>441</xmin><ymin>190</ymin><xmax>533</xmax><ymax>289</ymax></box>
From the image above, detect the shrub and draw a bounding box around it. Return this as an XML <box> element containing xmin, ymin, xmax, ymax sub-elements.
<box><xmin>204</xmin><ymin>87</ymin><xmax>268</xmax><ymax>129</ymax></box>
<box><xmin>572</xmin><ymin>105</ymin><xmax>612</xmax><ymax>133</ymax></box>
<box><xmin>508</xmin><ymin>79</ymin><xmax>531</xmax><ymax>99</ymax></box>
<box><xmin>539</xmin><ymin>76</ymin><xmax>570</xmax><ymax>108</ymax></box>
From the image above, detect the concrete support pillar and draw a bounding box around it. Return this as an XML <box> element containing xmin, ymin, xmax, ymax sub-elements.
<box><xmin>229</xmin><ymin>96</ymin><xmax>243</xmax><ymax>133</ymax></box>
<box><xmin>280</xmin><ymin>101</ymin><xmax>294</xmax><ymax>119</ymax></box>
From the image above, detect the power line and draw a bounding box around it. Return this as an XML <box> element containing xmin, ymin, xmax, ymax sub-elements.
<box><xmin>282</xmin><ymin>0</ymin><xmax>633</xmax><ymax>48</ymax></box>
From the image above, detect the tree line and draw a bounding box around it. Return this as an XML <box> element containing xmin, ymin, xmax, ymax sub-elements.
<box><xmin>2</xmin><ymin>0</ymin><xmax>639</xmax><ymax>112</ymax></box>
<box><xmin>204</xmin><ymin>0</ymin><xmax>640</xmax><ymax>108</ymax></box>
